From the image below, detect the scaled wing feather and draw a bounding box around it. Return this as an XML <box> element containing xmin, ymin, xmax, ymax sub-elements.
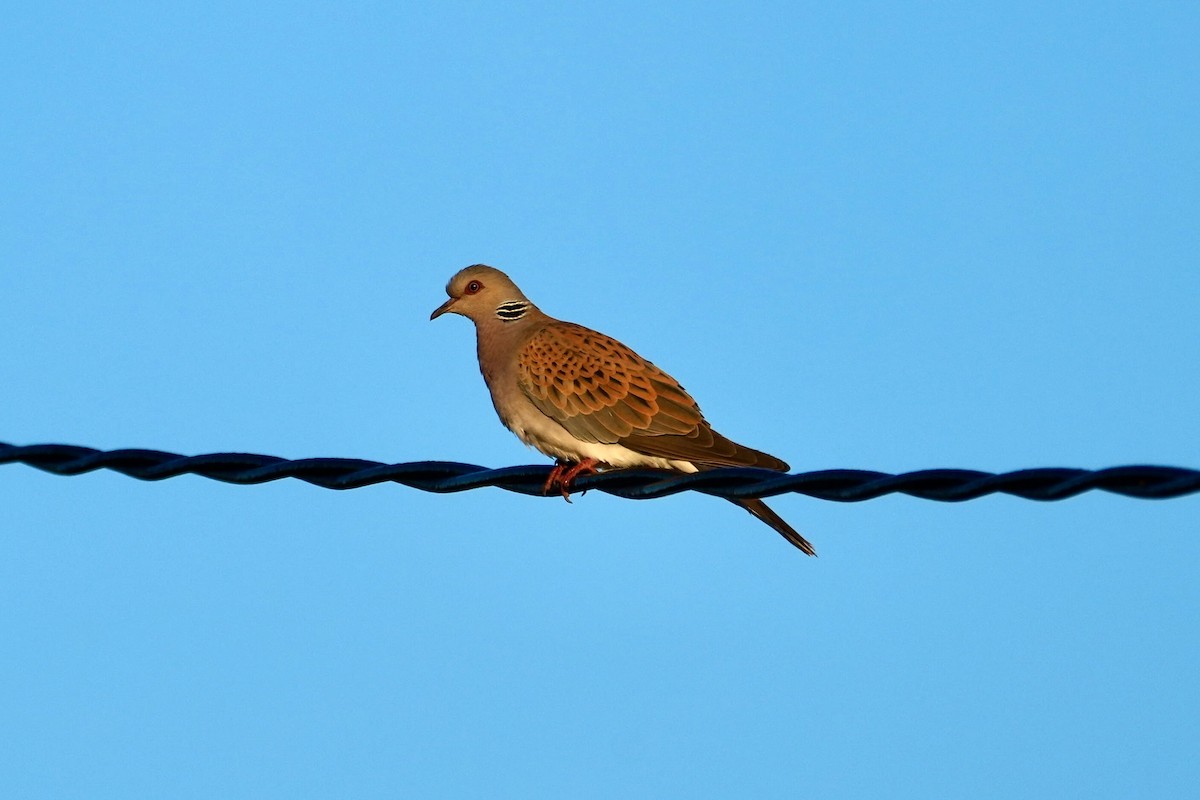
<box><xmin>517</xmin><ymin>322</ymin><xmax>788</xmax><ymax>470</ymax></box>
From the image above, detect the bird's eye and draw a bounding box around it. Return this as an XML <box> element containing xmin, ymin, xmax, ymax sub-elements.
<box><xmin>465</xmin><ymin>280</ymin><xmax>483</xmax><ymax>295</ymax></box>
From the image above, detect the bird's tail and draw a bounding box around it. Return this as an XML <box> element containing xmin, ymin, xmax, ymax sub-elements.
<box><xmin>731</xmin><ymin>498</ymin><xmax>817</xmax><ymax>556</ymax></box>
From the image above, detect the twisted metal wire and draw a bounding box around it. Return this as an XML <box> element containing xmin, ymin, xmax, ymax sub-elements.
<box><xmin>3</xmin><ymin>442</ymin><xmax>1198</xmax><ymax>502</ymax></box>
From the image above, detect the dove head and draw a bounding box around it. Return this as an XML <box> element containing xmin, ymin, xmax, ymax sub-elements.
<box><xmin>430</xmin><ymin>264</ymin><xmax>536</xmax><ymax>325</ymax></box>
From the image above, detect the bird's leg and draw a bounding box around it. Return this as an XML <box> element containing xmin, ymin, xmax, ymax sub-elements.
<box><xmin>542</xmin><ymin>461</ymin><xmax>569</xmax><ymax>497</ymax></box>
<box><xmin>543</xmin><ymin>458</ymin><xmax>600</xmax><ymax>502</ymax></box>
<box><xmin>559</xmin><ymin>458</ymin><xmax>600</xmax><ymax>497</ymax></box>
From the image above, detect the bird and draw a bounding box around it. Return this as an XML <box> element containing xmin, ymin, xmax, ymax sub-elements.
<box><xmin>430</xmin><ymin>264</ymin><xmax>815</xmax><ymax>555</ymax></box>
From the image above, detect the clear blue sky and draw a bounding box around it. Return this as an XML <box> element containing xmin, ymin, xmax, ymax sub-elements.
<box><xmin>3</xmin><ymin>3</ymin><xmax>1198</xmax><ymax>797</ymax></box>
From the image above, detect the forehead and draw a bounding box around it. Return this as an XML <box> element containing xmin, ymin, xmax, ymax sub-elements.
<box><xmin>450</xmin><ymin>265</ymin><xmax>505</xmax><ymax>287</ymax></box>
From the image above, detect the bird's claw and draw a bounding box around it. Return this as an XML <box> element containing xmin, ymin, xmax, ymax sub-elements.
<box><xmin>542</xmin><ymin>459</ymin><xmax>599</xmax><ymax>503</ymax></box>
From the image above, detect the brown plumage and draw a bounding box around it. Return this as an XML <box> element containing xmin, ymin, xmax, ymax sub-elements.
<box><xmin>431</xmin><ymin>264</ymin><xmax>816</xmax><ymax>556</ymax></box>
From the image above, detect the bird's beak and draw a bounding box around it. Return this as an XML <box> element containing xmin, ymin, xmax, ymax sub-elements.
<box><xmin>430</xmin><ymin>297</ymin><xmax>456</xmax><ymax>320</ymax></box>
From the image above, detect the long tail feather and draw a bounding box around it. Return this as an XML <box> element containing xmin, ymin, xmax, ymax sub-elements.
<box><xmin>732</xmin><ymin>498</ymin><xmax>817</xmax><ymax>556</ymax></box>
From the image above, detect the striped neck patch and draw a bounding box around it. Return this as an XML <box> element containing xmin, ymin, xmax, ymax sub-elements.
<box><xmin>495</xmin><ymin>301</ymin><xmax>530</xmax><ymax>322</ymax></box>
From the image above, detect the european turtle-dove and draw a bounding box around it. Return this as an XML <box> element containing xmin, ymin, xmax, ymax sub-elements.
<box><xmin>430</xmin><ymin>264</ymin><xmax>815</xmax><ymax>555</ymax></box>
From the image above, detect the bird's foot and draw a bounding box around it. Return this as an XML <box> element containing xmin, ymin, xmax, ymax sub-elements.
<box><xmin>542</xmin><ymin>458</ymin><xmax>600</xmax><ymax>503</ymax></box>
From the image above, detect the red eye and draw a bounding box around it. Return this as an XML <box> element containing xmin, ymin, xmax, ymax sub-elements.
<box><xmin>465</xmin><ymin>280</ymin><xmax>483</xmax><ymax>295</ymax></box>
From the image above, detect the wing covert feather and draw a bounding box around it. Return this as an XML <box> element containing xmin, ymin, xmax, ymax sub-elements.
<box><xmin>517</xmin><ymin>321</ymin><xmax>788</xmax><ymax>470</ymax></box>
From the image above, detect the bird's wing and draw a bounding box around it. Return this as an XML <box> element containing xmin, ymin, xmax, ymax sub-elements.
<box><xmin>517</xmin><ymin>321</ymin><xmax>788</xmax><ymax>470</ymax></box>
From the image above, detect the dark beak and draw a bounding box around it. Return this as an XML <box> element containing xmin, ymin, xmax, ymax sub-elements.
<box><xmin>430</xmin><ymin>297</ymin><xmax>456</xmax><ymax>320</ymax></box>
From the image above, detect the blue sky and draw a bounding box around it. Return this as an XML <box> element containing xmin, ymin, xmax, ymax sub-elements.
<box><xmin>3</xmin><ymin>2</ymin><xmax>1198</xmax><ymax>797</ymax></box>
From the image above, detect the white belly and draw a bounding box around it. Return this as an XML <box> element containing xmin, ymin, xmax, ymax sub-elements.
<box><xmin>501</xmin><ymin>399</ymin><xmax>697</xmax><ymax>473</ymax></box>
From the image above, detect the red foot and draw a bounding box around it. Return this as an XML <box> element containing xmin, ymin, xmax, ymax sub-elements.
<box><xmin>542</xmin><ymin>458</ymin><xmax>600</xmax><ymax>502</ymax></box>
